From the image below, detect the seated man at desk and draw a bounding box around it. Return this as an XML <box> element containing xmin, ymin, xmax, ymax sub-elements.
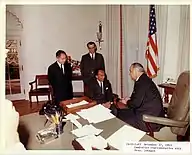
<box><xmin>117</xmin><ymin>62</ymin><xmax>165</xmax><ymax>132</ymax></box>
<box><xmin>86</xmin><ymin>69</ymin><xmax>117</xmax><ymax>114</ymax></box>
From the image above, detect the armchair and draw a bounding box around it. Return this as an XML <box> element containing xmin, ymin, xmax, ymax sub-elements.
<box><xmin>28</xmin><ymin>75</ymin><xmax>51</xmax><ymax>108</ymax></box>
<box><xmin>143</xmin><ymin>71</ymin><xmax>190</xmax><ymax>141</ymax></box>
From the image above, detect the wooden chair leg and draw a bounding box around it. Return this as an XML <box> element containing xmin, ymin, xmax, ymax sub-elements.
<box><xmin>29</xmin><ymin>94</ymin><xmax>32</xmax><ymax>108</ymax></box>
<box><xmin>36</xmin><ymin>96</ymin><xmax>39</xmax><ymax>104</ymax></box>
<box><xmin>48</xmin><ymin>94</ymin><xmax>50</xmax><ymax>101</ymax></box>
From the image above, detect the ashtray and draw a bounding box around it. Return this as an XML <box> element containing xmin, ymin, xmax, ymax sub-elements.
<box><xmin>36</xmin><ymin>126</ymin><xmax>58</xmax><ymax>144</ymax></box>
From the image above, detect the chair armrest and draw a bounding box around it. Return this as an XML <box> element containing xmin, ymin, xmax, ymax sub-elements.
<box><xmin>29</xmin><ymin>80</ymin><xmax>36</xmax><ymax>90</ymax></box>
<box><xmin>29</xmin><ymin>81</ymin><xmax>35</xmax><ymax>85</ymax></box>
<box><xmin>143</xmin><ymin>114</ymin><xmax>188</xmax><ymax>128</ymax></box>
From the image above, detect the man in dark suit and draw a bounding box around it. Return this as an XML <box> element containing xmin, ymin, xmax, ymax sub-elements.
<box><xmin>87</xmin><ymin>69</ymin><xmax>117</xmax><ymax>115</ymax></box>
<box><xmin>80</xmin><ymin>41</ymin><xmax>105</xmax><ymax>95</ymax></box>
<box><xmin>48</xmin><ymin>50</ymin><xmax>73</xmax><ymax>105</ymax></box>
<box><xmin>117</xmin><ymin>63</ymin><xmax>164</xmax><ymax>132</ymax></box>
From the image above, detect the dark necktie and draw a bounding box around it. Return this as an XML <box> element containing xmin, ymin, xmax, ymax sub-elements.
<box><xmin>91</xmin><ymin>53</ymin><xmax>94</xmax><ymax>60</ymax></box>
<box><xmin>61</xmin><ymin>64</ymin><xmax>64</xmax><ymax>74</ymax></box>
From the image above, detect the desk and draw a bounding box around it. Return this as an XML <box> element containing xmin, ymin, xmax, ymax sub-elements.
<box><xmin>19</xmin><ymin>97</ymin><xmax>156</xmax><ymax>150</ymax></box>
<box><xmin>19</xmin><ymin>112</ymin><xmax>156</xmax><ymax>150</ymax></box>
<box><xmin>158</xmin><ymin>83</ymin><xmax>176</xmax><ymax>103</ymax></box>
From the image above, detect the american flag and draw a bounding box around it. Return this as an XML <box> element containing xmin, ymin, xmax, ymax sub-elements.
<box><xmin>145</xmin><ymin>5</ymin><xmax>159</xmax><ymax>78</ymax></box>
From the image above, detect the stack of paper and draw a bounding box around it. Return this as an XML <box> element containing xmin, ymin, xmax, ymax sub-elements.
<box><xmin>71</xmin><ymin>124</ymin><xmax>103</xmax><ymax>137</ymax></box>
<box><xmin>66</xmin><ymin>100</ymin><xmax>89</xmax><ymax>108</ymax></box>
<box><xmin>106</xmin><ymin>125</ymin><xmax>146</xmax><ymax>150</ymax></box>
<box><xmin>65</xmin><ymin>113</ymin><xmax>82</xmax><ymax>128</ymax></box>
<box><xmin>76</xmin><ymin>104</ymin><xmax>115</xmax><ymax>124</ymax></box>
<box><xmin>76</xmin><ymin>135</ymin><xmax>107</xmax><ymax>151</ymax></box>
<box><xmin>65</xmin><ymin>113</ymin><xmax>80</xmax><ymax>120</ymax></box>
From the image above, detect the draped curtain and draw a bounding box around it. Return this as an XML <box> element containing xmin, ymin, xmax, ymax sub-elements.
<box><xmin>177</xmin><ymin>5</ymin><xmax>190</xmax><ymax>75</ymax></box>
<box><xmin>122</xmin><ymin>5</ymin><xmax>149</xmax><ymax>96</ymax></box>
<box><xmin>105</xmin><ymin>5</ymin><xmax>121</xmax><ymax>95</ymax></box>
<box><xmin>105</xmin><ymin>5</ymin><xmax>189</xmax><ymax>97</ymax></box>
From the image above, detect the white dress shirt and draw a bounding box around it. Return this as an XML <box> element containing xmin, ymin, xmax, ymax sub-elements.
<box><xmin>97</xmin><ymin>79</ymin><xmax>104</xmax><ymax>94</ymax></box>
<box><xmin>136</xmin><ymin>73</ymin><xmax>144</xmax><ymax>81</ymax></box>
<box><xmin>57</xmin><ymin>61</ymin><xmax>65</xmax><ymax>74</ymax></box>
<box><xmin>89</xmin><ymin>52</ymin><xmax>95</xmax><ymax>60</ymax></box>
<box><xmin>136</xmin><ymin>76</ymin><xmax>140</xmax><ymax>81</ymax></box>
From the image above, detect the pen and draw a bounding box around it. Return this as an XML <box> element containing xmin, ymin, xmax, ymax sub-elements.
<box><xmin>51</xmin><ymin>114</ymin><xmax>56</xmax><ymax>124</ymax></box>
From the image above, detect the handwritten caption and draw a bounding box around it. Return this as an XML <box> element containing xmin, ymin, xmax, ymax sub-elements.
<box><xmin>123</xmin><ymin>142</ymin><xmax>190</xmax><ymax>153</ymax></box>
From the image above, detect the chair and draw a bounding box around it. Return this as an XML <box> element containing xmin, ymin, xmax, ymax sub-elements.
<box><xmin>143</xmin><ymin>71</ymin><xmax>190</xmax><ymax>141</ymax></box>
<box><xmin>29</xmin><ymin>75</ymin><xmax>51</xmax><ymax>108</ymax></box>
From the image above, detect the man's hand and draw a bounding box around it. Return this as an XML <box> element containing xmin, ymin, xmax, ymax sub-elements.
<box><xmin>120</xmin><ymin>99</ymin><xmax>127</xmax><ymax>105</ymax></box>
<box><xmin>120</xmin><ymin>96</ymin><xmax>130</xmax><ymax>105</ymax></box>
<box><xmin>124</xmin><ymin>96</ymin><xmax>130</xmax><ymax>102</ymax></box>
<box><xmin>102</xmin><ymin>102</ymin><xmax>111</xmax><ymax>109</ymax></box>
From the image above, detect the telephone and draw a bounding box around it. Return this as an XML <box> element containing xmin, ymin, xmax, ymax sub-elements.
<box><xmin>165</xmin><ymin>78</ymin><xmax>176</xmax><ymax>85</ymax></box>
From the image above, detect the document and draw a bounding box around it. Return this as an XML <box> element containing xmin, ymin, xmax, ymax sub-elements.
<box><xmin>76</xmin><ymin>135</ymin><xmax>108</xmax><ymax>151</ymax></box>
<box><xmin>106</xmin><ymin>125</ymin><xmax>146</xmax><ymax>150</ymax></box>
<box><xmin>64</xmin><ymin>113</ymin><xmax>82</xmax><ymax>128</ymax></box>
<box><xmin>66</xmin><ymin>100</ymin><xmax>89</xmax><ymax>108</ymax></box>
<box><xmin>65</xmin><ymin>113</ymin><xmax>80</xmax><ymax>120</ymax></box>
<box><xmin>71</xmin><ymin>124</ymin><xmax>103</xmax><ymax>138</ymax></box>
<box><xmin>70</xmin><ymin>119</ymin><xmax>82</xmax><ymax>128</ymax></box>
<box><xmin>76</xmin><ymin>104</ymin><xmax>115</xmax><ymax>124</ymax></box>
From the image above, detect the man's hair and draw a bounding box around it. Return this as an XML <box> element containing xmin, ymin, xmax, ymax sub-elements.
<box><xmin>56</xmin><ymin>50</ymin><xmax>66</xmax><ymax>57</ymax></box>
<box><xmin>94</xmin><ymin>68</ymin><xmax>105</xmax><ymax>76</ymax></box>
<box><xmin>131</xmin><ymin>62</ymin><xmax>145</xmax><ymax>73</ymax></box>
<box><xmin>87</xmin><ymin>41</ymin><xmax>97</xmax><ymax>52</ymax></box>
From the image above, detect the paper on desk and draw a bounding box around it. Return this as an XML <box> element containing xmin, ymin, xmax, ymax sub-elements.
<box><xmin>106</xmin><ymin>125</ymin><xmax>145</xmax><ymax>150</ymax></box>
<box><xmin>87</xmin><ymin>104</ymin><xmax>111</xmax><ymax>113</ymax></box>
<box><xmin>76</xmin><ymin>104</ymin><xmax>115</xmax><ymax>124</ymax></box>
<box><xmin>84</xmin><ymin>112</ymin><xmax>115</xmax><ymax>124</ymax></box>
<box><xmin>76</xmin><ymin>135</ymin><xmax>107</xmax><ymax>151</ymax></box>
<box><xmin>64</xmin><ymin>113</ymin><xmax>82</xmax><ymax>128</ymax></box>
<box><xmin>71</xmin><ymin>124</ymin><xmax>103</xmax><ymax>137</ymax></box>
<box><xmin>70</xmin><ymin>119</ymin><xmax>82</xmax><ymax>128</ymax></box>
<box><xmin>66</xmin><ymin>100</ymin><xmax>89</xmax><ymax>108</ymax></box>
<box><xmin>65</xmin><ymin>113</ymin><xmax>80</xmax><ymax>120</ymax></box>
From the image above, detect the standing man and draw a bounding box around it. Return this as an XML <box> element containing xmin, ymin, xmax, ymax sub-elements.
<box><xmin>117</xmin><ymin>62</ymin><xmax>164</xmax><ymax>132</ymax></box>
<box><xmin>80</xmin><ymin>41</ymin><xmax>105</xmax><ymax>95</ymax></box>
<box><xmin>48</xmin><ymin>50</ymin><xmax>73</xmax><ymax>105</ymax></box>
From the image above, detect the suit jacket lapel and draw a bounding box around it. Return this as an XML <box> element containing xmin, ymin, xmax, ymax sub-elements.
<box><xmin>54</xmin><ymin>61</ymin><xmax>64</xmax><ymax>75</ymax></box>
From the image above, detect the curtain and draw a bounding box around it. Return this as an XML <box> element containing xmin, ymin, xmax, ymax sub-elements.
<box><xmin>155</xmin><ymin>5</ymin><xmax>168</xmax><ymax>85</ymax></box>
<box><xmin>122</xmin><ymin>5</ymin><xmax>169</xmax><ymax>96</ymax></box>
<box><xmin>105</xmin><ymin>5</ymin><xmax>121</xmax><ymax>95</ymax></box>
<box><xmin>177</xmin><ymin>5</ymin><xmax>190</xmax><ymax>75</ymax></box>
<box><xmin>122</xmin><ymin>5</ymin><xmax>149</xmax><ymax>96</ymax></box>
<box><xmin>105</xmin><ymin>5</ymin><xmax>188</xmax><ymax>97</ymax></box>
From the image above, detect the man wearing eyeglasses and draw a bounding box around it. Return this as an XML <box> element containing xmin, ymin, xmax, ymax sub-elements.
<box><xmin>80</xmin><ymin>41</ymin><xmax>105</xmax><ymax>96</ymax></box>
<box><xmin>117</xmin><ymin>62</ymin><xmax>164</xmax><ymax>132</ymax></box>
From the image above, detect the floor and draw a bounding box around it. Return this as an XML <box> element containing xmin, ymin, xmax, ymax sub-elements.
<box><xmin>13</xmin><ymin>100</ymin><xmax>44</xmax><ymax>116</ymax></box>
